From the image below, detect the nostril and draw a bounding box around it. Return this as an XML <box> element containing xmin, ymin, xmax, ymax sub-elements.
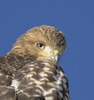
<box><xmin>51</xmin><ymin>50</ymin><xmax>59</xmax><ymax>55</ymax></box>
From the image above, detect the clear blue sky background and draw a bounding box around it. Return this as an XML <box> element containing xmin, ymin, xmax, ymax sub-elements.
<box><xmin>0</xmin><ymin>0</ymin><xmax>94</xmax><ymax>100</ymax></box>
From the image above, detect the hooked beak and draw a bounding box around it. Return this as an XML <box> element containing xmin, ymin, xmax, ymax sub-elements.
<box><xmin>50</xmin><ymin>50</ymin><xmax>59</xmax><ymax>62</ymax></box>
<box><xmin>40</xmin><ymin>46</ymin><xmax>59</xmax><ymax>62</ymax></box>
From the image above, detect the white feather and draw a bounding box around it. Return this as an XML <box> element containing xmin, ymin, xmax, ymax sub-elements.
<box><xmin>11</xmin><ymin>79</ymin><xmax>20</xmax><ymax>91</ymax></box>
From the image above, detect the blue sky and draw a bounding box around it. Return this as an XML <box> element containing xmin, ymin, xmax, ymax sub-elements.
<box><xmin>0</xmin><ymin>0</ymin><xmax>94</xmax><ymax>100</ymax></box>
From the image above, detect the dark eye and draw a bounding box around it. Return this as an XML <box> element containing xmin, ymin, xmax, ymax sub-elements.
<box><xmin>36</xmin><ymin>43</ymin><xmax>45</xmax><ymax>49</ymax></box>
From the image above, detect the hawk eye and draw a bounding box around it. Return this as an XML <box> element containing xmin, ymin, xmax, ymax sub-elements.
<box><xmin>36</xmin><ymin>43</ymin><xmax>45</xmax><ymax>49</ymax></box>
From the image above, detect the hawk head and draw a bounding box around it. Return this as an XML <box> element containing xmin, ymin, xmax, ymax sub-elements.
<box><xmin>9</xmin><ymin>25</ymin><xmax>66</xmax><ymax>62</ymax></box>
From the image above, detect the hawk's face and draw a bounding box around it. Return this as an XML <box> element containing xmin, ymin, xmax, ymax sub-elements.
<box><xmin>35</xmin><ymin>42</ymin><xmax>59</xmax><ymax>62</ymax></box>
<box><xmin>10</xmin><ymin>25</ymin><xmax>66</xmax><ymax>63</ymax></box>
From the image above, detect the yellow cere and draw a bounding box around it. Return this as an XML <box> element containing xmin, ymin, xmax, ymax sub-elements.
<box><xmin>41</xmin><ymin>49</ymin><xmax>59</xmax><ymax>59</ymax></box>
<box><xmin>51</xmin><ymin>50</ymin><xmax>59</xmax><ymax>55</ymax></box>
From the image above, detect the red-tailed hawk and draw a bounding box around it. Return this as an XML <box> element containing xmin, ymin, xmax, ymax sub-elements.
<box><xmin>0</xmin><ymin>25</ymin><xmax>70</xmax><ymax>100</ymax></box>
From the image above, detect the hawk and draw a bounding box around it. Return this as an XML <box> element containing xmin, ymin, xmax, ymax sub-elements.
<box><xmin>0</xmin><ymin>25</ymin><xmax>70</xmax><ymax>100</ymax></box>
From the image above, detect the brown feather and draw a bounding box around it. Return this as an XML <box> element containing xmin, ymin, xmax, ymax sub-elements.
<box><xmin>0</xmin><ymin>25</ymin><xmax>70</xmax><ymax>100</ymax></box>
<box><xmin>9</xmin><ymin>25</ymin><xmax>66</xmax><ymax>57</ymax></box>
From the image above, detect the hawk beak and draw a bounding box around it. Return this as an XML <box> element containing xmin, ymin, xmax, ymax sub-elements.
<box><xmin>40</xmin><ymin>49</ymin><xmax>59</xmax><ymax>62</ymax></box>
<box><xmin>51</xmin><ymin>50</ymin><xmax>59</xmax><ymax>62</ymax></box>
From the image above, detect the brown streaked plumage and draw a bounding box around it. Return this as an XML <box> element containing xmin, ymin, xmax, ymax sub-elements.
<box><xmin>0</xmin><ymin>25</ymin><xmax>70</xmax><ymax>100</ymax></box>
<box><xmin>9</xmin><ymin>25</ymin><xmax>66</xmax><ymax>56</ymax></box>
